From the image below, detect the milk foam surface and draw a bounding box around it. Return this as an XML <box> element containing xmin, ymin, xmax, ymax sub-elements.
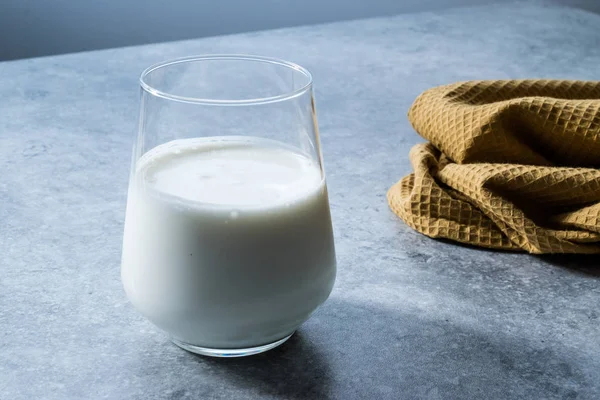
<box><xmin>141</xmin><ymin>137</ymin><xmax>323</xmax><ymax>207</ymax></box>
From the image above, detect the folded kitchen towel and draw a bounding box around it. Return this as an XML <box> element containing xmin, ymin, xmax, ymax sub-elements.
<box><xmin>388</xmin><ymin>80</ymin><xmax>600</xmax><ymax>254</ymax></box>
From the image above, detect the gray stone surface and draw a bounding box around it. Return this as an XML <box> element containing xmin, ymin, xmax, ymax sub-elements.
<box><xmin>1</xmin><ymin>1</ymin><xmax>599</xmax><ymax>399</ymax></box>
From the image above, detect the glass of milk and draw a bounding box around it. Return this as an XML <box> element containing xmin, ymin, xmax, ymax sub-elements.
<box><xmin>121</xmin><ymin>55</ymin><xmax>336</xmax><ymax>357</ymax></box>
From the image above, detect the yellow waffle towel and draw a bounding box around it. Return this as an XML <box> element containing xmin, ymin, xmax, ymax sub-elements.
<box><xmin>388</xmin><ymin>80</ymin><xmax>600</xmax><ymax>254</ymax></box>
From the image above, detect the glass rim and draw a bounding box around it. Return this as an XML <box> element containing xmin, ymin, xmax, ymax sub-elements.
<box><xmin>139</xmin><ymin>54</ymin><xmax>313</xmax><ymax>106</ymax></box>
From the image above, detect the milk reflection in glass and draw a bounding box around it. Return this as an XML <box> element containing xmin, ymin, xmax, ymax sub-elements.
<box><xmin>121</xmin><ymin>137</ymin><xmax>336</xmax><ymax>350</ymax></box>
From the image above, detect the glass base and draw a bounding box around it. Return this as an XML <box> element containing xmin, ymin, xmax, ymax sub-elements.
<box><xmin>171</xmin><ymin>332</ymin><xmax>294</xmax><ymax>357</ymax></box>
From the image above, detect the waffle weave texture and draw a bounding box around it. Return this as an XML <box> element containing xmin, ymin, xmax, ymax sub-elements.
<box><xmin>388</xmin><ymin>80</ymin><xmax>600</xmax><ymax>254</ymax></box>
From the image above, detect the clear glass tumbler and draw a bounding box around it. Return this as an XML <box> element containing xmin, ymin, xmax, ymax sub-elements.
<box><xmin>121</xmin><ymin>55</ymin><xmax>336</xmax><ymax>357</ymax></box>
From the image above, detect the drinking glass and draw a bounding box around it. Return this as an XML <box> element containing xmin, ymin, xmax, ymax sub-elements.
<box><xmin>121</xmin><ymin>55</ymin><xmax>336</xmax><ymax>357</ymax></box>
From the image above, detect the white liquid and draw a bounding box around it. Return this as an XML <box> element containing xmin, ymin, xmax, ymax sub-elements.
<box><xmin>121</xmin><ymin>137</ymin><xmax>336</xmax><ymax>349</ymax></box>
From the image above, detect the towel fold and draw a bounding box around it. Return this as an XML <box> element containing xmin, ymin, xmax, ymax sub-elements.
<box><xmin>388</xmin><ymin>80</ymin><xmax>600</xmax><ymax>254</ymax></box>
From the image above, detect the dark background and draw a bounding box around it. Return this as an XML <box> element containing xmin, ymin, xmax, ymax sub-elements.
<box><xmin>1</xmin><ymin>0</ymin><xmax>598</xmax><ymax>61</ymax></box>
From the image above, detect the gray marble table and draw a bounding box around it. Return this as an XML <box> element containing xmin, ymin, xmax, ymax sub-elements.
<box><xmin>2</xmin><ymin>1</ymin><xmax>600</xmax><ymax>399</ymax></box>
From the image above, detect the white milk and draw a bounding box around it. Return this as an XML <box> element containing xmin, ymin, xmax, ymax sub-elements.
<box><xmin>121</xmin><ymin>137</ymin><xmax>336</xmax><ymax>349</ymax></box>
